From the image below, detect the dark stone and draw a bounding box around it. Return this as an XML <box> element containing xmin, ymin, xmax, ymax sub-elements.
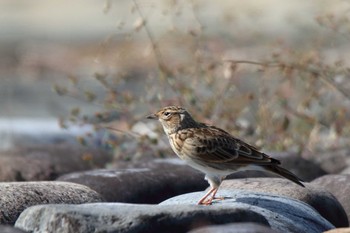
<box><xmin>0</xmin><ymin>181</ymin><xmax>103</xmax><ymax>225</ymax></box>
<box><xmin>57</xmin><ymin>158</ymin><xmax>208</xmax><ymax>203</ymax></box>
<box><xmin>224</xmin><ymin>152</ymin><xmax>327</xmax><ymax>182</ymax></box>
<box><xmin>271</xmin><ymin>152</ymin><xmax>328</xmax><ymax>181</ymax></box>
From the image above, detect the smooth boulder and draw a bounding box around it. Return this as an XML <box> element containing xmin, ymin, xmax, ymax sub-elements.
<box><xmin>57</xmin><ymin>158</ymin><xmax>208</xmax><ymax>203</ymax></box>
<box><xmin>161</xmin><ymin>190</ymin><xmax>334</xmax><ymax>233</ymax></box>
<box><xmin>312</xmin><ymin>174</ymin><xmax>350</xmax><ymax>226</ymax></box>
<box><xmin>219</xmin><ymin>178</ymin><xmax>348</xmax><ymax>227</ymax></box>
<box><xmin>0</xmin><ymin>181</ymin><xmax>103</xmax><ymax>225</ymax></box>
<box><xmin>15</xmin><ymin>202</ymin><xmax>268</xmax><ymax>233</ymax></box>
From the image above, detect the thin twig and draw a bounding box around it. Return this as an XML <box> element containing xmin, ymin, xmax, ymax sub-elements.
<box><xmin>132</xmin><ymin>0</ymin><xmax>183</xmax><ymax>104</ymax></box>
<box><xmin>104</xmin><ymin>126</ymin><xmax>142</xmax><ymax>139</ymax></box>
<box><xmin>224</xmin><ymin>59</ymin><xmax>350</xmax><ymax>101</ymax></box>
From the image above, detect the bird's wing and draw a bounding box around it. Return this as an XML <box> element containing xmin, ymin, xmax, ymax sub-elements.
<box><xmin>182</xmin><ymin>127</ymin><xmax>279</xmax><ymax>165</ymax></box>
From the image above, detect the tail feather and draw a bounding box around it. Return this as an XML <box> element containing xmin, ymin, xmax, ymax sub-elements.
<box><xmin>265</xmin><ymin>165</ymin><xmax>305</xmax><ymax>187</ymax></box>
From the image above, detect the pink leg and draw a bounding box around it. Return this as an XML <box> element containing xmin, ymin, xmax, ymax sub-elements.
<box><xmin>197</xmin><ymin>187</ymin><xmax>217</xmax><ymax>205</ymax></box>
<box><xmin>198</xmin><ymin>184</ymin><xmax>226</xmax><ymax>205</ymax></box>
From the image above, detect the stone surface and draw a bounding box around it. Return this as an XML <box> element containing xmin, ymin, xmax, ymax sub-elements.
<box><xmin>57</xmin><ymin>158</ymin><xmax>208</xmax><ymax>203</ymax></box>
<box><xmin>324</xmin><ymin>228</ymin><xmax>350</xmax><ymax>233</ymax></box>
<box><xmin>219</xmin><ymin>178</ymin><xmax>348</xmax><ymax>227</ymax></box>
<box><xmin>341</xmin><ymin>167</ymin><xmax>350</xmax><ymax>174</ymax></box>
<box><xmin>0</xmin><ymin>181</ymin><xmax>103</xmax><ymax>225</ymax></box>
<box><xmin>312</xmin><ymin>174</ymin><xmax>350</xmax><ymax>225</ymax></box>
<box><xmin>271</xmin><ymin>152</ymin><xmax>328</xmax><ymax>181</ymax></box>
<box><xmin>0</xmin><ymin>145</ymin><xmax>112</xmax><ymax>181</ymax></box>
<box><xmin>0</xmin><ymin>225</ymin><xmax>27</xmax><ymax>233</ymax></box>
<box><xmin>161</xmin><ymin>190</ymin><xmax>334</xmax><ymax>233</ymax></box>
<box><xmin>188</xmin><ymin>222</ymin><xmax>279</xmax><ymax>233</ymax></box>
<box><xmin>308</xmin><ymin>149</ymin><xmax>350</xmax><ymax>174</ymax></box>
<box><xmin>15</xmin><ymin>202</ymin><xmax>268</xmax><ymax>233</ymax></box>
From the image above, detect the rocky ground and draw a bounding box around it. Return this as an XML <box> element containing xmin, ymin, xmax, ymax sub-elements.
<box><xmin>1</xmin><ymin>1</ymin><xmax>350</xmax><ymax>232</ymax></box>
<box><xmin>0</xmin><ymin>131</ymin><xmax>349</xmax><ymax>233</ymax></box>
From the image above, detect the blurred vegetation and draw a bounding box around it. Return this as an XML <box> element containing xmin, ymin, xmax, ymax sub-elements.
<box><xmin>53</xmin><ymin>0</ymin><xmax>350</xmax><ymax>161</ymax></box>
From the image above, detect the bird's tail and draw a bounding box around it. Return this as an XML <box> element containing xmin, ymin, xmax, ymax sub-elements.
<box><xmin>265</xmin><ymin>165</ymin><xmax>305</xmax><ymax>187</ymax></box>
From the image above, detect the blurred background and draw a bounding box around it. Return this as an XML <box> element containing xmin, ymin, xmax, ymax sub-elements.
<box><xmin>1</xmin><ymin>0</ymin><xmax>350</xmax><ymax>162</ymax></box>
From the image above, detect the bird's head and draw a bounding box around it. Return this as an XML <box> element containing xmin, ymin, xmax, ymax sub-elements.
<box><xmin>147</xmin><ymin>106</ymin><xmax>197</xmax><ymax>135</ymax></box>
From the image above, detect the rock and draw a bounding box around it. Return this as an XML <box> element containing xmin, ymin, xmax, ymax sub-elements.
<box><xmin>225</xmin><ymin>153</ymin><xmax>327</xmax><ymax>182</ymax></box>
<box><xmin>161</xmin><ymin>190</ymin><xmax>334</xmax><ymax>233</ymax></box>
<box><xmin>188</xmin><ymin>222</ymin><xmax>279</xmax><ymax>233</ymax></box>
<box><xmin>308</xmin><ymin>149</ymin><xmax>350</xmax><ymax>174</ymax></box>
<box><xmin>219</xmin><ymin>178</ymin><xmax>348</xmax><ymax>227</ymax></box>
<box><xmin>0</xmin><ymin>181</ymin><xmax>103</xmax><ymax>225</ymax></box>
<box><xmin>341</xmin><ymin>167</ymin><xmax>350</xmax><ymax>174</ymax></box>
<box><xmin>57</xmin><ymin>158</ymin><xmax>208</xmax><ymax>203</ymax></box>
<box><xmin>223</xmin><ymin>152</ymin><xmax>327</xmax><ymax>182</ymax></box>
<box><xmin>0</xmin><ymin>225</ymin><xmax>27</xmax><ymax>233</ymax></box>
<box><xmin>15</xmin><ymin>202</ymin><xmax>268</xmax><ymax>233</ymax></box>
<box><xmin>312</xmin><ymin>174</ymin><xmax>350</xmax><ymax>225</ymax></box>
<box><xmin>0</xmin><ymin>145</ymin><xmax>112</xmax><ymax>181</ymax></box>
<box><xmin>271</xmin><ymin>152</ymin><xmax>328</xmax><ymax>181</ymax></box>
<box><xmin>324</xmin><ymin>228</ymin><xmax>350</xmax><ymax>233</ymax></box>
<box><xmin>111</xmin><ymin>154</ymin><xmax>325</xmax><ymax>191</ymax></box>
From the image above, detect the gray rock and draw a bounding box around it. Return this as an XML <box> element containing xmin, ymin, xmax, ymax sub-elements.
<box><xmin>212</xmin><ymin>152</ymin><xmax>327</xmax><ymax>182</ymax></box>
<box><xmin>271</xmin><ymin>152</ymin><xmax>327</xmax><ymax>181</ymax></box>
<box><xmin>188</xmin><ymin>222</ymin><xmax>279</xmax><ymax>233</ymax></box>
<box><xmin>0</xmin><ymin>225</ymin><xmax>27</xmax><ymax>233</ymax></box>
<box><xmin>15</xmin><ymin>202</ymin><xmax>268</xmax><ymax>233</ymax></box>
<box><xmin>161</xmin><ymin>190</ymin><xmax>335</xmax><ymax>233</ymax></box>
<box><xmin>57</xmin><ymin>158</ymin><xmax>208</xmax><ymax>203</ymax></box>
<box><xmin>0</xmin><ymin>145</ymin><xmax>112</xmax><ymax>181</ymax></box>
<box><xmin>312</xmin><ymin>174</ymin><xmax>350</xmax><ymax>225</ymax></box>
<box><xmin>0</xmin><ymin>181</ymin><xmax>103</xmax><ymax>225</ymax></box>
<box><xmin>309</xmin><ymin>149</ymin><xmax>350</xmax><ymax>174</ymax></box>
<box><xmin>341</xmin><ymin>167</ymin><xmax>350</xmax><ymax>174</ymax></box>
<box><xmin>219</xmin><ymin>178</ymin><xmax>348</xmax><ymax>227</ymax></box>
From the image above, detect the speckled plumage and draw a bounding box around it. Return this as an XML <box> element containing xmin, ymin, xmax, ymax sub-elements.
<box><xmin>147</xmin><ymin>106</ymin><xmax>304</xmax><ymax>205</ymax></box>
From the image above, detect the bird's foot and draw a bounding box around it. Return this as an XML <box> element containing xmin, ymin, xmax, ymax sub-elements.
<box><xmin>197</xmin><ymin>195</ymin><xmax>224</xmax><ymax>205</ymax></box>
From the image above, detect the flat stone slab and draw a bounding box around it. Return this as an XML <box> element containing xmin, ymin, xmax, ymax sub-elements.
<box><xmin>15</xmin><ymin>202</ymin><xmax>267</xmax><ymax>233</ymax></box>
<box><xmin>0</xmin><ymin>181</ymin><xmax>103</xmax><ymax>225</ymax></box>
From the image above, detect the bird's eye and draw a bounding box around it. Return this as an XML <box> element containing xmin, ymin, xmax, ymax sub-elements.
<box><xmin>164</xmin><ymin>112</ymin><xmax>171</xmax><ymax>116</ymax></box>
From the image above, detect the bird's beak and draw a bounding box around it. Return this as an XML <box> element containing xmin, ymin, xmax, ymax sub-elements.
<box><xmin>146</xmin><ymin>113</ymin><xmax>158</xmax><ymax>120</ymax></box>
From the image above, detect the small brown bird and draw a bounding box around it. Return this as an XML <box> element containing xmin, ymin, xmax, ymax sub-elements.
<box><xmin>147</xmin><ymin>106</ymin><xmax>304</xmax><ymax>205</ymax></box>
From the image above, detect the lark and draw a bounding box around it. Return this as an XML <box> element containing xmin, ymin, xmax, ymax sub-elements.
<box><xmin>147</xmin><ymin>106</ymin><xmax>304</xmax><ymax>205</ymax></box>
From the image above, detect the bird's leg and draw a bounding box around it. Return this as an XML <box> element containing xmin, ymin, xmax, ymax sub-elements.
<box><xmin>211</xmin><ymin>187</ymin><xmax>224</xmax><ymax>201</ymax></box>
<box><xmin>197</xmin><ymin>187</ymin><xmax>217</xmax><ymax>205</ymax></box>
<box><xmin>210</xmin><ymin>176</ymin><xmax>225</xmax><ymax>201</ymax></box>
<box><xmin>198</xmin><ymin>175</ymin><xmax>225</xmax><ymax>205</ymax></box>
